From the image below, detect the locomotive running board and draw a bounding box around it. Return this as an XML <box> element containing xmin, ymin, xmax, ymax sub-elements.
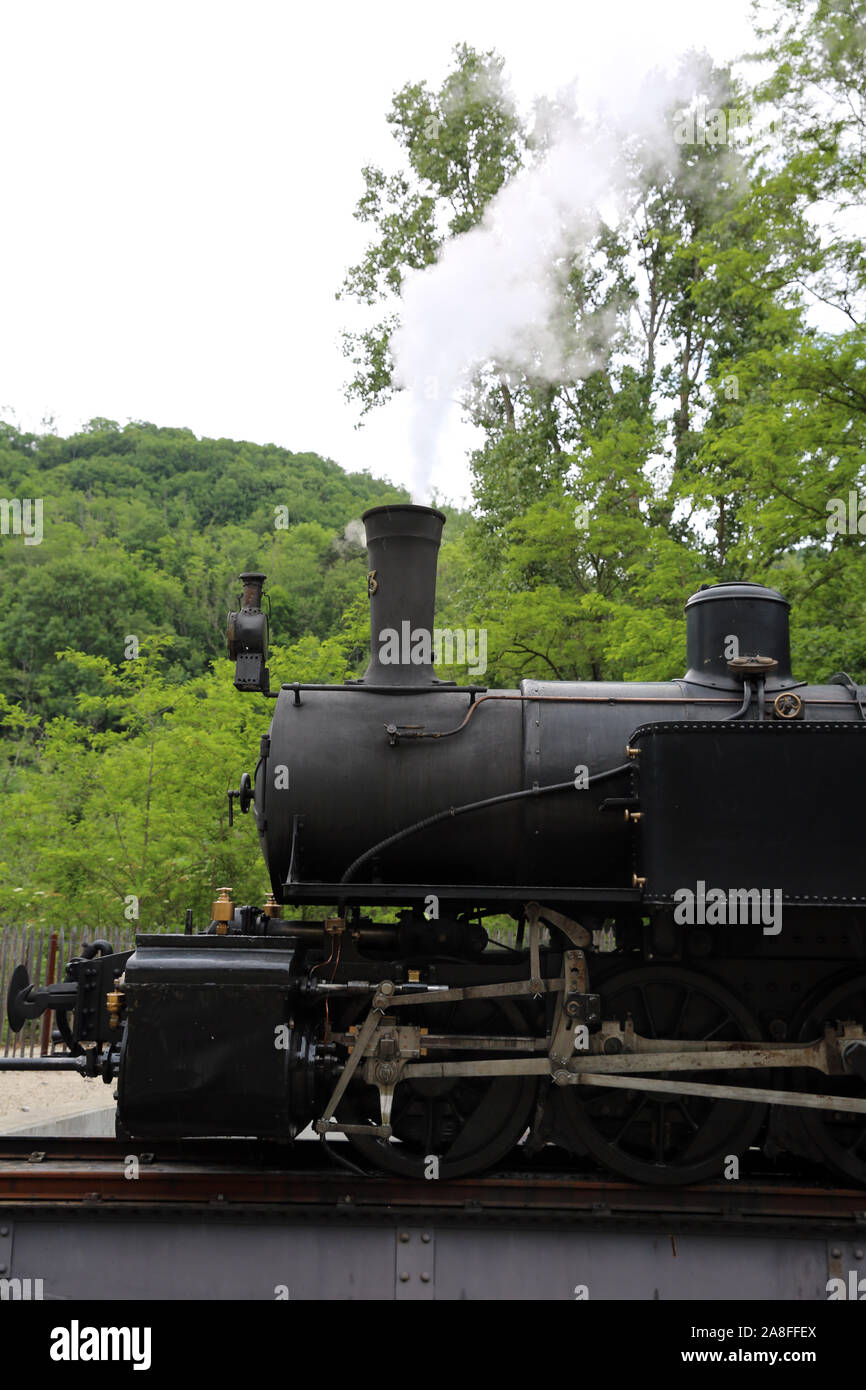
<box><xmin>283</xmin><ymin>882</ymin><xmax>643</xmax><ymax>906</ymax></box>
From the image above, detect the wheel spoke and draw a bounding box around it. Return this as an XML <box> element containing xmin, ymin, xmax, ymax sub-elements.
<box><xmin>845</xmin><ymin>1127</ymin><xmax>866</xmax><ymax>1156</ymax></box>
<box><xmin>701</xmin><ymin>1010</ymin><xmax>733</xmax><ymax>1043</ymax></box>
<box><xmin>673</xmin><ymin>988</ymin><xmax>694</xmax><ymax>1039</ymax></box>
<box><xmin>422</xmin><ymin>1100</ymin><xmax>435</xmax><ymax>1153</ymax></box>
<box><xmin>674</xmin><ymin>1098</ymin><xmax>700</xmax><ymax>1133</ymax></box>
<box><xmin>637</xmin><ymin>985</ymin><xmax>658</xmax><ymax>1038</ymax></box>
<box><xmin>583</xmin><ymin>1090</ymin><xmax>613</xmax><ymax>1114</ymax></box>
<box><xmin>449</xmin><ymin>1097</ymin><xmax>467</xmax><ymax>1127</ymax></box>
<box><xmin>654</xmin><ymin>1102</ymin><xmax>668</xmax><ymax>1162</ymax></box>
<box><xmin>612</xmin><ymin>1096</ymin><xmax>647</xmax><ymax>1146</ymax></box>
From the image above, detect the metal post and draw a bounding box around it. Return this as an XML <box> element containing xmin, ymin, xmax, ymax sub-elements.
<box><xmin>40</xmin><ymin>931</ymin><xmax>58</xmax><ymax>1056</ymax></box>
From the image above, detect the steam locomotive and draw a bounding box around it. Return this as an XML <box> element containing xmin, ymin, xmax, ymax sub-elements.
<box><xmin>8</xmin><ymin>504</ymin><xmax>866</xmax><ymax>1185</ymax></box>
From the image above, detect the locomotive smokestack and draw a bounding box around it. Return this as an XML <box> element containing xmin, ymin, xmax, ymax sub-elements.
<box><xmin>361</xmin><ymin>503</ymin><xmax>446</xmax><ymax>687</ymax></box>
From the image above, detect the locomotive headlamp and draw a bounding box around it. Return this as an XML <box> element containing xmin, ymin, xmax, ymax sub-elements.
<box><xmin>227</xmin><ymin>571</ymin><xmax>270</xmax><ymax>693</ymax></box>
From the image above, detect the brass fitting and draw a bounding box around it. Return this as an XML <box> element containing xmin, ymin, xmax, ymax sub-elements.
<box><xmin>212</xmin><ymin>887</ymin><xmax>234</xmax><ymax>922</ymax></box>
<box><xmin>263</xmin><ymin>894</ymin><xmax>282</xmax><ymax>918</ymax></box>
<box><xmin>106</xmin><ymin>990</ymin><xmax>125</xmax><ymax>1030</ymax></box>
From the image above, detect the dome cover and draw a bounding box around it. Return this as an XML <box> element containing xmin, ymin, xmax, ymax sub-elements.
<box><xmin>683</xmin><ymin>581</ymin><xmax>795</xmax><ymax>690</ymax></box>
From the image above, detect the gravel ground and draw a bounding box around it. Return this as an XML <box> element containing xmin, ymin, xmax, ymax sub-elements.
<box><xmin>0</xmin><ymin>1070</ymin><xmax>115</xmax><ymax>1130</ymax></box>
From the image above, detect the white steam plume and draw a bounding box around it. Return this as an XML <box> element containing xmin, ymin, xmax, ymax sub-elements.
<box><xmin>391</xmin><ymin>66</ymin><xmax>714</xmax><ymax>503</ymax></box>
<box><xmin>343</xmin><ymin>517</ymin><xmax>366</xmax><ymax>547</ymax></box>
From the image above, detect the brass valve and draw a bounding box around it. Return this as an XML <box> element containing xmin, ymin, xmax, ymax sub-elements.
<box><xmin>212</xmin><ymin>887</ymin><xmax>234</xmax><ymax>934</ymax></box>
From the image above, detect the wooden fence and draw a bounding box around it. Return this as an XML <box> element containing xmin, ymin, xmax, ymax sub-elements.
<box><xmin>0</xmin><ymin>925</ymin><xmax>135</xmax><ymax>1057</ymax></box>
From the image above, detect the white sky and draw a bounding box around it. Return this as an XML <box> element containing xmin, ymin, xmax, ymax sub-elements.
<box><xmin>0</xmin><ymin>0</ymin><xmax>762</xmax><ymax>507</ymax></box>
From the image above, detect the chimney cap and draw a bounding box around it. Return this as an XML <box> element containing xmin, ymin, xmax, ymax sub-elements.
<box><xmin>362</xmin><ymin>502</ymin><xmax>446</xmax><ymax>522</ymax></box>
<box><xmin>362</xmin><ymin>503</ymin><xmax>446</xmax><ymax>546</ymax></box>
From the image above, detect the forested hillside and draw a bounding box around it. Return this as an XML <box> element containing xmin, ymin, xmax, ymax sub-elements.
<box><xmin>0</xmin><ymin>418</ymin><xmax>410</xmax><ymax>720</ymax></box>
<box><xmin>0</xmin><ymin>420</ymin><xmax>472</xmax><ymax>929</ymax></box>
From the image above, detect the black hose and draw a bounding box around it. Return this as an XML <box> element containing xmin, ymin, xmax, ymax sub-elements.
<box><xmin>340</xmin><ymin>762</ymin><xmax>632</xmax><ymax>886</ymax></box>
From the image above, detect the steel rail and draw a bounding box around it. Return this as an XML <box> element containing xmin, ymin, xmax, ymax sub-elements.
<box><xmin>0</xmin><ymin>1160</ymin><xmax>864</xmax><ymax>1228</ymax></box>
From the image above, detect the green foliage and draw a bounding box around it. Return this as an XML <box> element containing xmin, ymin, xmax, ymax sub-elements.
<box><xmin>0</xmin><ymin>419</ymin><xmax>408</xmax><ymax>719</ymax></box>
<box><xmin>339</xmin><ymin>20</ymin><xmax>866</xmax><ymax>692</ymax></box>
<box><xmin>0</xmin><ymin>645</ymin><xmax>269</xmax><ymax>930</ymax></box>
<box><xmin>0</xmin><ymin>421</ymin><xmax>420</xmax><ymax>928</ymax></box>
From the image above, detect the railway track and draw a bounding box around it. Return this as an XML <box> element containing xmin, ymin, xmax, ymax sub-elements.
<box><xmin>1</xmin><ymin>1135</ymin><xmax>864</xmax><ymax>1230</ymax></box>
